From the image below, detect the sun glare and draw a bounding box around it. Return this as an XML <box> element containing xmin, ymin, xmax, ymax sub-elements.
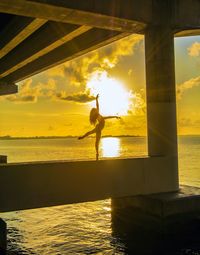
<box><xmin>87</xmin><ymin>71</ymin><xmax>133</xmax><ymax>116</ymax></box>
<box><xmin>101</xmin><ymin>137</ymin><xmax>120</xmax><ymax>158</ymax></box>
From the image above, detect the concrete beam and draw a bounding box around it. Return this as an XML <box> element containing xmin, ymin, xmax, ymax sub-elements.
<box><xmin>0</xmin><ymin>0</ymin><xmax>200</xmax><ymax>32</ymax></box>
<box><xmin>0</xmin><ymin>16</ymin><xmax>46</xmax><ymax>59</ymax></box>
<box><xmin>0</xmin><ymin>157</ymin><xmax>178</xmax><ymax>212</ymax></box>
<box><xmin>0</xmin><ymin>22</ymin><xmax>91</xmax><ymax>78</ymax></box>
<box><xmin>0</xmin><ymin>0</ymin><xmax>147</xmax><ymax>33</ymax></box>
<box><xmin>4</xmin><ymin>29</ymin><xmax>129</xmax><ymax>83</ymax></box>
<box><xmin>31</xmin><ymin>0</ymin><xmax>152</xmax><ymax>22</ymax></box>
<box><xmin>173</xmin><ymin>0</ymin><xmax>200</xmax><ymax>29</ymax></box>
<box><xmin>175</xmin><ymin>29</ymin><xmax>200</xmax><ymax>37</ymax></box>
<box><xmin>151</xmin><ymin>0</ymin><xmax>200</xmax><ymax>30</ymax></box>
<box><xmin>0</xmin><ymin>81</ymin><xmax>18</xmax><ymax>96</ymax></box>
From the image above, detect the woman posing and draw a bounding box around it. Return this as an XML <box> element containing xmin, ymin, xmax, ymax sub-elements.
<box><xmin>78</xmin><ymin>95</ymin><xmax>120</xmax><ymax>160</ymax></box>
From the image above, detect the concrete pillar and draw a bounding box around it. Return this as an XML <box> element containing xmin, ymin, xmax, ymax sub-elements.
<box><xmin>0</xmin><ymin>219</ymin><xmax>7</xmax><ymax>254</ymax></box>
<box><xmin>145</xmin><ymin>26</ymin><xmax>179</xmax><ymax>188</ymax></box>
<box><xmin>145</xmin><ymin>26</ymin><xmax>178</xmax><ymax>157</ymax></box>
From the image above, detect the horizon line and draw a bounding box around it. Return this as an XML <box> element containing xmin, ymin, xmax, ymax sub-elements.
<box><xmin>0</xmin><ymin>134</ymin><xmax>199</xmax><ymax>140</ymax></box>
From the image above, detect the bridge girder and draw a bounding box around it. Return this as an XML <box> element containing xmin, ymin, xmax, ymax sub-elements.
<box><xmin>0</xmin><ymin>0</ymin><xmax>199</xmax><ymax>87</ymax></box>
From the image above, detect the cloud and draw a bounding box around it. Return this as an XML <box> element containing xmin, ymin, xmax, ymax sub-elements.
<box><xmin>45</xmin><ymin>35</ymin><xmax>143</xmax><ymax>108</ymax></box>
<box><xmin>177</xmin><ymin>76</ymin><xmax>200</xmax><ymax>99</ymax></box>
<box><xmin>188</xmin><ymin>42</ymin><xmax>200</xmax><ymax>57</ymax></box>
<box><xmin>7</xmin><ymin>95</ymin><xmax>36</xmax><ymax>102</ymax></box>
<box><xmin>178</xmin><ymin>117</ymin><xmax>192</xmax><ymax>126</ymax></box>
<box><xmin>48</xmin><ymin>34</ymin><xmax>143</xmax><ymax>91</ymax></box>
<box><xmin>57</xmin><ymin>92</ymin><xmax>95</xmax><ymax>103</ymax></box>
<box><xmin>3</xmin><ymin>35</ymin><xmax>143</xmax><ymax>104</ymax></box>
<box><xmin>5</xmin><ymin>79</ymin><xmax>38</xmax><ymax>103</ymax></box>
<box><xmin>4</xmin><ymin>78</ymin><xmax>58</xmax><ymax>103</ymax></box>
<box><xmin>178</xmin><ymin>116</ymin><xmax>200</xmax><ymax>131</ymax></box>
<box><xmin>129</xmin><ymin>89</ymin><xmax>146</xmax><ymax>116</ymax></box>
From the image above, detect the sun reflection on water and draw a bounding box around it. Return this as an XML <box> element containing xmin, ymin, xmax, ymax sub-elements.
<box><xmin>101</xmin><ymin>137</ymin><xmax>120</xmax><ymax>158</ymax></box>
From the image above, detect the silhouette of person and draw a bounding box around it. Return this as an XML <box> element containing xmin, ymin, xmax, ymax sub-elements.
<box><xmin>78</xmin><ymin>94</ymin><xmax>120</xmax><ymax>160</ymax></box>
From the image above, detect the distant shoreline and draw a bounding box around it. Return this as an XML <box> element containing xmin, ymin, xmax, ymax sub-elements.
<box><xmin>0</xmin><ymin>134</ymin><xmax>199</xmax><ymax>140</ymax></box>
<box><xmin>0</xmin><ymin>135</ymin><xmax>143</xmax><ymax>140</ymax></box>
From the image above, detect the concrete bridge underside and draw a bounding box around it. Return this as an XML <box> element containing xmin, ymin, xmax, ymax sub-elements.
<box><xmin>0</xmin><ymin>0</ymin><xmax>199</xmax><ymax>93</ymax></box>
<box><xmin>0</xmin><ymin>0</ymin><xmax>200</xmax><ymax>212</ymax></box>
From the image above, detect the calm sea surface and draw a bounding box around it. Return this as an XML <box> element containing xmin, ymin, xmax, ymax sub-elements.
<box><xmin>0</xmin><ymin>136</ymin><xmax>199</xmax><ymax>255</ymax></box>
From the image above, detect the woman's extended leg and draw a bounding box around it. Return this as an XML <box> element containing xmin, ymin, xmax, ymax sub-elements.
<box><xmin>78</xmin><ymin>128</ymin><xmax>96</xmax><ymax>140</ymax></box>
<box><xmin>95</xmin><ymin>131</ymin><xmax>101</xmax><ymax>160</ymax></box>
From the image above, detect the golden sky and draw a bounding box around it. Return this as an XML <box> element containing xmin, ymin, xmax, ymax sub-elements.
<box><xmin>0</xmin><ymin>34</ymin><xmax>200</xmax><ymax>137</ymax></box>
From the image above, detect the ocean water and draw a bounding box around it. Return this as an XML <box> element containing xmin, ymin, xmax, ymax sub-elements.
<box><xmin>0</xmin><ymin>136</ymin><xmax>147</xmax><ymax>163</ymax></box>
<box><xmin>0</xmin><ymin>136</ymin><xmax>199</xmax><ymax>255</ymax></box>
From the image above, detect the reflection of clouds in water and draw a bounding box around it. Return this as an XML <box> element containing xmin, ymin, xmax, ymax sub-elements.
<box><xmin>101</xmin><ymin>137</ymin><xmax>120</xmax><ymax>158</ymax></box>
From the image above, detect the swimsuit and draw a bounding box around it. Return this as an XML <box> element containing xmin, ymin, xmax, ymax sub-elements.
<box><xmin>95</xmin><ymin>116</ymin><xmax>105</xmax><ymax>132</ymax></box>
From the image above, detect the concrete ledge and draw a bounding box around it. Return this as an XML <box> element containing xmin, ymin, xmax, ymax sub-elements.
<box><xmin>112</xmin><ymin>185</ymin><xmax>200</xmax><ymax>217</ymax></box>
<box><xmin>111</xmin><ymin>186</ymin><xmax>200</xmax><ymax>254</ymax></box>
<box><xmin>0</xmin><ymin>82</ymin><xmax>18</xmax><ymax>96</ymax></box>
<box><xmin>0</xmin><ymin>155</ymin><xmax>7</xmax><ymax>164</ymax></box>
<box><xmin>112</xmin><ymin>185</ymin><xmax>200</xmax><ymax>233</ymax></box>
<box><xmin>0</xmin><ymin>156</ymin><xmax>178</xmax><ymax>212</ymax></box>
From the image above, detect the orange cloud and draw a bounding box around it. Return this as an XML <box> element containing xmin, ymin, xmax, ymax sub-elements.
<box><xmin>47</xmin><ymin>34</ymin><xmax>143</xmax><ymax>90</ymax></box>
<box><xmin>57</xmin><ymin>91</ymin><xmax>95</xmax><ymax>103</ymax></box>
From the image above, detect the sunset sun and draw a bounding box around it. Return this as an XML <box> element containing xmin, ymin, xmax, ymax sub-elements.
<box><xmin>87</xmin><ymin>71</ymin><xmax>133</xmax><ymax>116</ymax></box>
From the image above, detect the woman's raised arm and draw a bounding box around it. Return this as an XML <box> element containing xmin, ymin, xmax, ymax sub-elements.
<box><xmin>96</xmin><ymin>94</ymin><xmax>99</xmax><ymax>112</ymax></box>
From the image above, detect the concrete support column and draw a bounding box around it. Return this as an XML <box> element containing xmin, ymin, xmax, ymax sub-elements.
<box><xmin>145</xmin><ymin>26</ymin><xmax>179</xmax><ymax>187</ymax></box>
